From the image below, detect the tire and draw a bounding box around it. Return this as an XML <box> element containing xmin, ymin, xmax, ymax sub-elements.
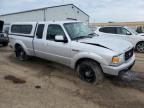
<box><xmin>15</xmin><ymin>45</ymin><xmax>28</xmax><ymax>61</ymax></box>
<box><xmin>76</xmin><ymin>60</ymin><xmax>104</xmax><ymax>85</ymax></box>
<box><xmin>136</xmin><ymin>42</ymin><xmax>144</xmax><ymax>53</ymax></box>
<box><xmin>2</xmin><ymin>42</ymin><xmax>8</xmax><ymax>46</ymax></box>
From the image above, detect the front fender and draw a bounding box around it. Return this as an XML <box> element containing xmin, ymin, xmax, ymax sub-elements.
<box><xmin>70</xmin><ymin>52</ymin><xmax>108</xmax><ymax>69</ymax></box>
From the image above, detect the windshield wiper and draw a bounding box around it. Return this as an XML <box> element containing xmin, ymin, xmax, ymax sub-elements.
<box><xmin>88</xmin><ymin>33</ymin><xmax>96</xmax><ymax>36</ymax></box>
<box><xmin>72</xmin><ymin>36</ymin><xmax>88</xmax><ymax>40</ymax></box>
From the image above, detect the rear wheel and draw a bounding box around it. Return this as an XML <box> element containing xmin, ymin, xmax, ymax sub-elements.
<box><xmin>136</xmin><ymin>42</ymin><xmax>144</xmax><ymax>53</ymax></box>
<box><xmin>15</xmin><ymin>45</ymin><xmax>28</xmax><ymax>61</ymax></box>
<box><xmin>76</xmin><ymin>60</ymin><xmax>104</xmax><ymax>85</ymax></box>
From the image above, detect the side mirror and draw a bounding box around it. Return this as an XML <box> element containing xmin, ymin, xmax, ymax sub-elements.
<box><xmin>55</xmin><ymin>35</ymin><xmax>68</xmax><ymax>43</ymax></box>
<box><xmin>126</xmin><ymin>31</ymin><xmax>132</xmax><ymax>35</ymax></box>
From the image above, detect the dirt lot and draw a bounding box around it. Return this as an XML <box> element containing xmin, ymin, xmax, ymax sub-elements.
<box><xmin>0</xmin><ymin>46</ymin><xmax>144</xmax><ymax>108</ymax></box>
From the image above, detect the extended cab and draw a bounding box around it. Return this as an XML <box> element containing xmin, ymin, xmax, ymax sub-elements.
<box><xmin>9</xmin><ymin>21</ymin><xmax>135</xmax><ymax>84</ymax></box>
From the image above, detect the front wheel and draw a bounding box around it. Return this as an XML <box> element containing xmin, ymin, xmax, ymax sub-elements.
<box><xmin>15</xmin><ymin>46</ymin><xmax>28</xmax><ymax>61</ymax></box>
<box><xmin>76</xmin><ymin>60</ymin><xmax>104</xmax><ymax>85</ymax></box>
<box><xmin>136</xmin><ymin>42</ymin><xmax>144</xmax><ymax>53</ymax></box>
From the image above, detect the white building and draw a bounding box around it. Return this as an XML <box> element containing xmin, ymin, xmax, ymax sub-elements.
<box><xmin>0</xmin><ymin>4</ymin><xmax>89</xmax><ymax>27</ymax></box>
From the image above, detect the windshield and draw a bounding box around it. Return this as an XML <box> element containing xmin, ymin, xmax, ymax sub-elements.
<box><xmin>64</xmin><ymin>22</ymin><xmax>94</xmax><ymax>40</ymax></box>
<box><xmin>126</xmin><ymin>27</ymin><xmax>139</xmax><ymax>35</ymax></box>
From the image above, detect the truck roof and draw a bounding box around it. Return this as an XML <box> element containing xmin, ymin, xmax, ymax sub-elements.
<box><xmin>10</xmin><ymin>20</ymin><xmax>82</xmax><ymax>25</ymax></box>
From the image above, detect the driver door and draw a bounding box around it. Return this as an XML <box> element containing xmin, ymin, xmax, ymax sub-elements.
<box><xmin>43</xmin><ymin>24</ymin><xmax>71</xmax><ymax>66</ymax></box>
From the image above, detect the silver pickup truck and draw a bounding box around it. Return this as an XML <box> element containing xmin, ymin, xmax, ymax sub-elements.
<box><xmin>9</xmin><ymin>21</ymin><xmax>135</xmax><ymax>84</ymax></box>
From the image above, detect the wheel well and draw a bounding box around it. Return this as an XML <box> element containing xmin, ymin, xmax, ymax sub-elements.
<box><xmin>15</xmin><ymin>44</ymin><xmax>21</xmax><ymax>49</ymax></box>
<box><xmin>136</xmin><ymin>41</ymin><xmax>144</xmax><ymax>45</ymax></box>
<box><xmin>75</xmin><ymin>58</ymin><xmax>102</xmax><ymax>70</ymax></box>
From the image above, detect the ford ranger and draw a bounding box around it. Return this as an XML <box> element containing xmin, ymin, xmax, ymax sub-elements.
<box><xmin>9</xmin><ymin>21</ymin><xmax>135</xmax><ymax>84</ymax></box>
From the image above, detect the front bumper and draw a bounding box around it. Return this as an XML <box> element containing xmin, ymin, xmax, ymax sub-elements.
<box><xmin>101</xmin><ymin>55</ymin><xmax>135</xmax><ymax>76</ymax></box>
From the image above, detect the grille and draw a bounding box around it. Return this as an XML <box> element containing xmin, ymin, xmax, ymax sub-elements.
<box><xmin>125</xmin><ymin>48</ymin><xmax>134</xmax><ymax>61</ymax></box>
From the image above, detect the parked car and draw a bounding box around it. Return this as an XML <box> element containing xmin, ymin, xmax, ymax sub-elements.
<box><xmin>0</xmin><ymin>20</ymin><xmax>9</xmax><ymax>46</ymax></box>
<box><xmin>0</xmin><ymin>32</ymin><xmax>9</xmax><ymax>46</ymax></box>
<box><xmin>95</xmin><ymin>26</ymin><xmax>144</xmax><ymax>53</ymax></box>
<box><xmin>9</xmin><ymin>21</ymin><xmax>135</xmax><ymax>85</ymax></box>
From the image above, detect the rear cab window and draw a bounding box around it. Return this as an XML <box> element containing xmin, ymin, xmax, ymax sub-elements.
<box><xmin>10</xmin><ymin>23</ymin><xmax>36</xmax><ymax>37</ymax></box>
<box><xmin>11</xmin><ymin>25</ymin><xmax>32</xmax><ymax>34</ymax></box>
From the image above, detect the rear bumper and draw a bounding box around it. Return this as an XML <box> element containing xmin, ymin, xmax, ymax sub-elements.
<box><xmin>101</xmin><ymin>55</ymin><xmax>135</xmax><ymax>76</ymax></box>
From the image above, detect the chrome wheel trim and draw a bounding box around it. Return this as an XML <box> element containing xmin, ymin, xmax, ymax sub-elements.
<box><xmin>137</xmin><ymin>42</ymin><xmax>144</xmax><ymax>53</ymax></box>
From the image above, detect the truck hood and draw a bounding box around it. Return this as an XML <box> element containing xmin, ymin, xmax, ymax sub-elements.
<box><xmin>137</xmin><ymin>33</ymin><xmax>144</xmax><ymax>36</ymax></box>
<box><xmin>78</xmin><ymin>36</ymin><xmax>132</xmax><ymax>53</ymax></box>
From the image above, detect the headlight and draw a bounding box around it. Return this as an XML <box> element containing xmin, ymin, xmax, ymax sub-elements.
<box><xmin>112</xmin><ymin>54</ymin><xmax>124</xmax><ymax>66</ymax></box>
<box><xmin>112</xmin><ymin>57</ymin><xmax>120</xmax><ymax>64</ymax></box>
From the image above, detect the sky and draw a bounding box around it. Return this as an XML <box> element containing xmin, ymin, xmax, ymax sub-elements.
<box><xmin>0</xmin><ymin>0</ymin><xmax>144</xmax><ymax>22</ymax></box>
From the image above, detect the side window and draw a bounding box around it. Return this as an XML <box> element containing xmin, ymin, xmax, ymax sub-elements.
<box><xmin>46</xmin><ymin>24</ymin><xmax>65</xmax><ymax>40</ymax></box>
<box><xmin>117</xmin><ymin>27</ymin><xmax>130</xmax><ymax>35</ymax></box>
<box><xmin>99</xmin><ymin>27</ymin><xmax>116</xmax><ymax>34</ymax></box>
<box><xmin>36</xmin><ymin>24</ymin><xmax>44</xmax><ymax>39</ymax></box>
<box><xmin>11</xmin><ymin>25</ymin><xmax>32</xmax><ymax>34</ymax></box>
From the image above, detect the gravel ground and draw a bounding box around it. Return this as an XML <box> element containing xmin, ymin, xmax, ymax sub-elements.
<box><xmin>0</xmin><ymin>46</ymin><xmax>144</xmax><ymax>108</ymax></box>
